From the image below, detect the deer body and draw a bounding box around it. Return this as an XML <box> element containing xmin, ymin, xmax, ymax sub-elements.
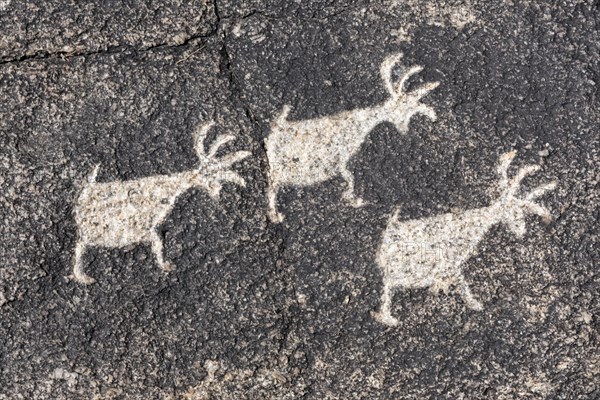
<box><xmin>73</xmin><ymin>121</ymin><xmax>250</xmax><ymax>284</ymax></box>
<box><xmin>76</xmin><ymin>171</ymin><xmax>213</xmax><ymax>247</ymax></box>
<box><xmin>373</xmin><ymin>151</ymin><xmax>557</xmax><ymax>326</ymax></box>
<box><xmin>378</xmin><ymin>206</ymin><xmax>499</xmax><ymax>290</ymax></box>
<box><xmin>265</xmin><ymin>53</ymin><xmax>439</xmax><ymax>223</ymax></box>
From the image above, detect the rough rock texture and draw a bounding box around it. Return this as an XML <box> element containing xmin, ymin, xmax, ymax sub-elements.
<box><xmin>0</xmin><ymin>0</ymin><xmax>216</xmax><ymax>62</ymax></box>
<box><xmin>0</xmin><ymin>0</ymin><xmax>598</xmax><ymax>399</ymax></box>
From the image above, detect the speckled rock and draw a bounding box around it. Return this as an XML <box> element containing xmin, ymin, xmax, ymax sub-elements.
<box><xmin>0</xmin><ymin>1</ymin><xmax>598</xmax><ymax>399</ymax></box>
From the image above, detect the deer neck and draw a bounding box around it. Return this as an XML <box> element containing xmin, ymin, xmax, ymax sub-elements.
<box><xmin>148</xmin><ymin>170</ymin><xmax>206</xmax><ymax>200</ymax></box>
<box><xmin>354</xmin><ymin>104</ymin><xmax>393</xmax><ymax>134</ymax></box>
<box><xmin>460</xmin><ymin>205</ymin><xmax>503</xmax><ymax>238</ymax></box>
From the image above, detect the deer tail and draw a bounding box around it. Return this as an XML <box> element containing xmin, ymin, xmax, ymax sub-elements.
<box><xmin>87</xmin><ymin>164</ymin><xmax>100</xmax><ymax>183</ymax></box>
<box><xmin>391</xmin><ymin>205</ymin><xmax>402</xmax><ymax>221</ymax></box>
<box><xmin>278</xmin><ymin>105</ymin><xmax>291</xmax><ymax>123</ymax></box>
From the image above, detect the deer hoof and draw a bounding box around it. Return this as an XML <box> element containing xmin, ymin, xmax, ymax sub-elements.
<box><xmin>467</xmin><ymin>300</ymin><xmax>483</xmax><ymax>311</ymax></box>
<box><xmin>352</xmin><ymin>198</ymin><xmax>368</xmax><ymax>208</ymax></box>
<box><xmin>161</xmin><ymin>262</ymin><xmax>176</xmax><ymax>272</ymax></box>
<box><xmin>268</xmin><ymin>210</ymin><xmax>285</xmax><ymax>224</ymax></box>
<box><xmin>73</xmin><ymin>273</ymin><xmax>96</xmax><ymax>285</ymax></box>
<box><xmin>430</xmin><ymin>281</ymin><xmax>451</xmax><ymax>295</ymax></box>
<box><xmin>371</xmin><ymin>311</ymin><xmax>399</xmax><ymax>327</ymax></box>
<box><xmin>343</xmin><ymin>194</ymin><xmax>368</xmax><ymax>208</ymax></box>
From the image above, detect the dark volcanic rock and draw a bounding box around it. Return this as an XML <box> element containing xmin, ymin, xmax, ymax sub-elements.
<box><xmin>0</xmin><ymin>1</ymin><xmax>598</xmax><ymax>399</ymax></box>
<box><xmin>0</xmin><ymin>0</ymin><xmax>216</xmax><ymax>62</ymax></box>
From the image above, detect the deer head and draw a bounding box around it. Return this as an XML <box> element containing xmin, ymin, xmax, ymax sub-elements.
<box><xmin>379</xmin><ymin>53</ymin><xmax>440</xmax><ymax>132</ymax></box>
<box><xmin>192</xmin><ymin>121</ymin><xmax>251</xmax><ymax>200</ymax></box>
<box><xmin>494</xmin><ymin>151</ymin><xmax>557</xmax><ymax>237</ymax></box>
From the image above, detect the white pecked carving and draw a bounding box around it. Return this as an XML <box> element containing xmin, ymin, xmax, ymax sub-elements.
<box><xmin>373</xmin><ymin>151</ymin><xmax>557</xmax><ymax>326</ymax></box>
<box><xmin>72</xmin><ymin>121</ymin><xmax>250</xmax><ymax>284</ymax></box>
<box><xmin>264</xmin><ymin>53</ymin><xmax>439</xmax><ymax>223</ymax></box>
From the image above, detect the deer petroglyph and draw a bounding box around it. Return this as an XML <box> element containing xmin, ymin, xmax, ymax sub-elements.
<box><xmin>72</xmin><ymin>121</ymin><xmax>250</xmax><ymax>284</ymax></box>
<box><xmin>264</xmin><ymin>53</ymin><xmax>440</xmax><ymax>223</ymax></box>
<box><xmin>373</xmin><ymin>151</ymin><xmax>557</xmax><ymax>326</ymax></box>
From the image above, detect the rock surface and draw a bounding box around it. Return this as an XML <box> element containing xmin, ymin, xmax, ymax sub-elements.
<box><xmin>0</xmin><ymin>0</ymin><xmax>598</xmax><ymax>399</ymax></box>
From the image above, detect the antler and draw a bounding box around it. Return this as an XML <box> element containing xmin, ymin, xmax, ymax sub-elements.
<box><xmin>525</xmin><ymin>181</ymin><xmax>557</xmax><ymax>201</ymax></box>
<box><xmin>380</xmin><ymin>52</ymin><xmax>439</xmax><ymax>101</ymax></box>
<box><xmin>507</xmin><ymin>164</ymin><xmax>540</xmax><ymax>196</ymax></box>
<box><xmin>498</xmin><ymin>150</ymin><xmax>540</xmax><ymax>196</ymax></box>
<box><xmin>194</xmin><ymin>120</ymin><xmax>249</xmax><ymax>164</ymax></box>
<box><xmin>496</xmin><ymin>150</ymin><xmax>557</xmax><ymax>223</ymax></box>
<box><xmin>497</xmin><ymin>150</ymin><xmax>517</xmax><ymax>191</ymax></box>
<box><xmin>380</xmin><ymin>53</ymin><xmax>403</xmax><ymax>95</ymax></box>
<box><xmin>497</xmin><ymin>150</ymin><xmax>540</xmax><ymax>197</ymax></box>
<box><xmin>521</xmin><ymin>181</ymin><xmax>557</xmax><ymax>223</ymax></box>
<box><xmin>208</xmin><ymin>133</ymin><xmax>236</xmax><ymax>158</ymax></box>
<box><xmin>193</xmin><ymin>120</ymin><xmax>250</xmax><ymax>190</ymax></box>
<box><xmin>193</xmin><ymin>120</ymin><xmax>216</xmax><ymax>160</ymax></box>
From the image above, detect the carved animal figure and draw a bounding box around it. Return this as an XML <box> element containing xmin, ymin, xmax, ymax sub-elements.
<box><xmin>265</xmin><ymin>53</ymin><xmax>440</xmax><ymax>222</ymax></box>
<box><xmin>73</xmin><ymin>121</ymin><xmax>250</xmax><ymax>284</ymax></box>
<box><xmin>373</xmin><ymin>151</ymin><xmax>557</xmax><ymax>326</ymax></box>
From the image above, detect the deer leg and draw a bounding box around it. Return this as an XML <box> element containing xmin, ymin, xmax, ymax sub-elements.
<box><xmin>414</xmin><ymin>104</ymin><xmax>437</xmax><ymax>121</ymax></box>
<box><xmin>150</xmin><ymin>232</ymin><xmax>174</xmax><ymax>272</ymax></box>
<box><xmin>73</xmin><ymin>241</ymin><xmax>96</xmax><ymax>284</ymax></box>
<box><xmin>340</xmin><ymin>166</ymin><xmax>366</xmax><ymax>207</ymax></box>
<box><xmin>267</xmin><ymin>182</ymin><xmax>284</xmax><ymax>223</ymax></box>
<box><xmin>457</xmin><ymin>274</ymin><xmax>482</xmax><ymax>311</ymax></box>
<box><xmin>372</xmin><ymin>281</ymin><xmax>399</xmax><ymax>327</ymax></box>
<box><xmin>429</xmin><ymin>278</ymin><xmax>452</xmax><ymax>295</ymax></box>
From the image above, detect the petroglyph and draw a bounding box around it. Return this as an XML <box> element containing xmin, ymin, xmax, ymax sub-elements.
<box><xmin>72</xmin><ymin>121</ymin><xmax>250</xmax><ymax>284</ymax></box>
<box><xmin>265</xmin><ymin>52</ymin><xmax>439</xmax><ymax>222</ymax></box>
<box><xmin>373</xmin><ymin>151</ymin><xmax>557</xmax><ymax>326</ymax></box>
